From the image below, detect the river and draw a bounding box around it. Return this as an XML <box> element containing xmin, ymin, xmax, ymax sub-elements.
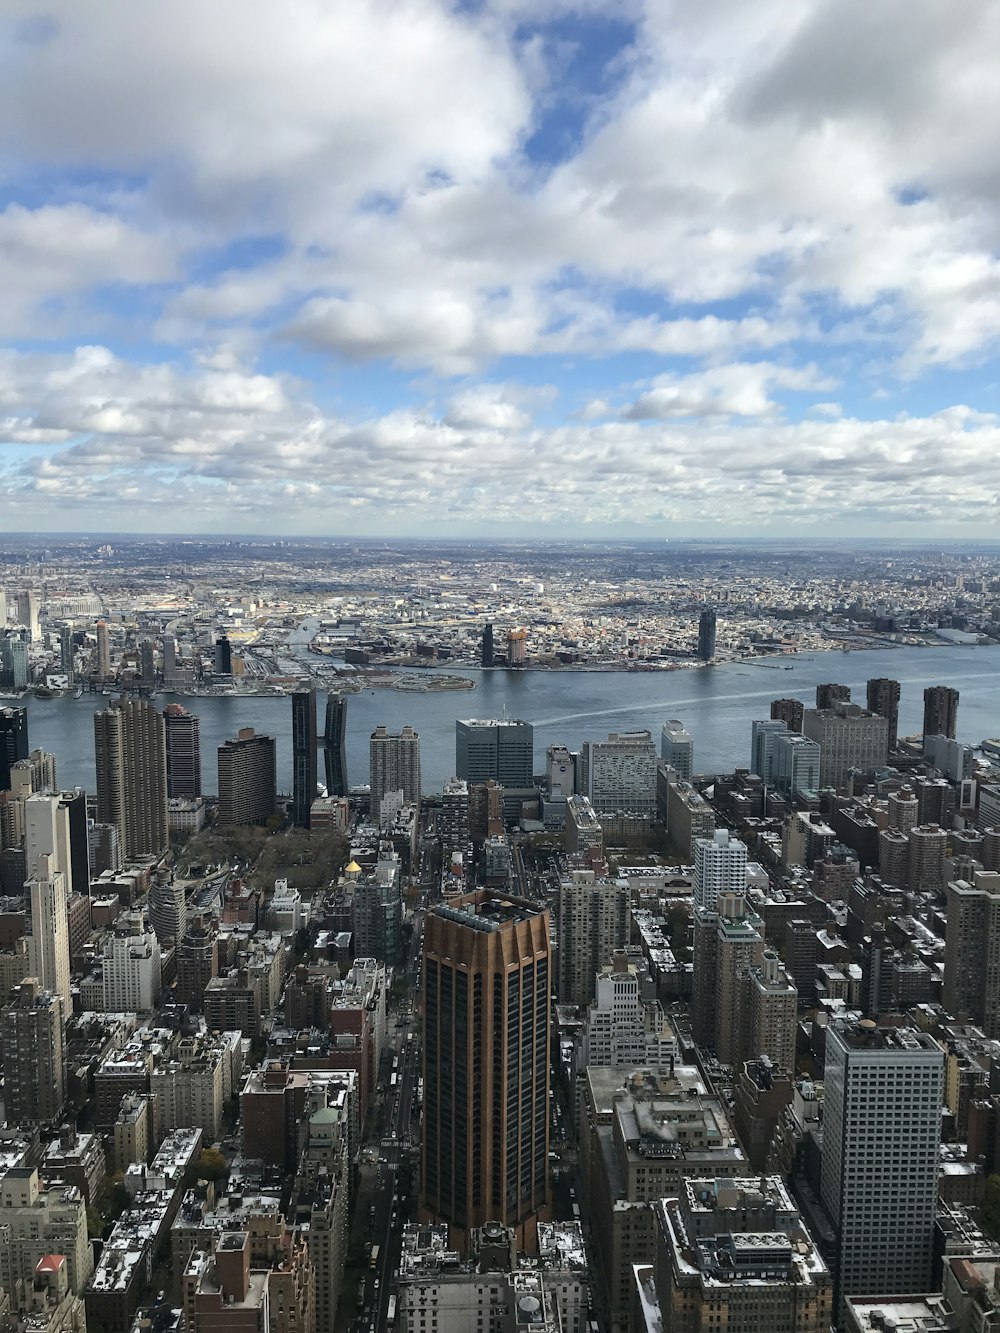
<box><xmin>7</xmin><ymin>643</ymin><xmax>1000</xmax><ymax>798</ymax></box>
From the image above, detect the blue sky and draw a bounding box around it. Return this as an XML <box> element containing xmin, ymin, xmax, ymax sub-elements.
<box><xmin>1</xmin><ymin>0</ymin><xmax>999</xmax><ymax>537</ymax></box>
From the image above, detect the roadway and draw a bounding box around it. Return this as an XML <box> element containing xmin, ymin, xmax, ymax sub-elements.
<box><xmin>359</xmin><ymin>908</ymin><xmax>424</xmax><ymax>1333</ymax></box>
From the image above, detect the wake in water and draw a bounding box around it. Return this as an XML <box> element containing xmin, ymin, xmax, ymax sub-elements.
<box><xmin>528</xmin><ymin>667</ymin><xmax>1000</xmax><ymax>729</ymax></box>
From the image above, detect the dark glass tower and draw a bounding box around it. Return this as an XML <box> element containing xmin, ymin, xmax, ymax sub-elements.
<box><xmin>291</xmin><ymin>688</ymin><xmax>318</xmax><ymax>827</ymax></box>
<box><xmin>481</xmin><ymin>622</ymin><xmax>494</xmax><ymax>668</ymax></box>
<box><xmin>214</xmin><ymin>635</ymin><xmax>232</xmax><ymax>675</ymax></box>
<box><xmin>0</xmin><ymin>706</ymin><xmax>29</xmax><ymax>791</ymax></box>
<box><xmin>697</xmin><ymin>608</ymin><xmax>717</xmax><ymax>661</ymax></box>
<box><xmin>322</xmin><ymin>693</ymin><xmax>348</xmax><ymax>797</ymax></box>
<box><xmin>164</xmin><ymin>703</ymin><xmax>203</xmax><ymax>798</ymax></box>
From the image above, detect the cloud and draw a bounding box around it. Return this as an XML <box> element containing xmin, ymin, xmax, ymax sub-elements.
<box><xmin>1</xmin><ymin>344</ymin><xmax>999</xmax><ymax>535</ymax></box>
<box><xmin>621</xmin><ymin>362</ymin><xmax>837</xmax><ymax>420</ymax></box>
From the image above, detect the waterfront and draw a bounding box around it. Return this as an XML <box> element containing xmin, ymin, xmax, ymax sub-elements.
<box><xmin>7</xmin><ymin>643</ymin><xmax>1000</xmax><ymax>797</ymax></box>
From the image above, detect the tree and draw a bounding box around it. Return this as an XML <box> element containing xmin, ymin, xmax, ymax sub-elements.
<box><xmin>196</xmin><ymin>1147</ymin><xmax>229</xmax><ymax>1183</ymax></box>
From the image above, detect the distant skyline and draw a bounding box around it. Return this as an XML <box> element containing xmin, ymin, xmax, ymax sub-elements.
<box><xmin>2</xmin><ymin>2</ymin><xmax>1000</xmax><ymax>537</ymax></box>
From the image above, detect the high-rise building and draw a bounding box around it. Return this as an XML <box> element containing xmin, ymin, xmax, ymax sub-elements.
<box><xmin>370</xmin><ymin>724</ymin><xmax>421</xmax><ymax>813</ymax></box>
<box><xmin>770</xmin><ymin>697</ymin><xmax>804</xmax><ymax>731</ymax></box>
<box><xmin>750</xmin><ymin>718</ymin><xmax>788</xmax><ymax>784</ymax></box>
<box><xmin>801</xmin><ymin>704</ymin><xmax>889</xmax><ymax>790</ymax></box>
<box><xmin>439</xmin><ymin>778</ymin><xmax>471</xmax><ymax>873</ymax></box>
<box><xmin>16</xmin><ymin>590</ymin><xmax>39</xmax><ymax>642</ymax></box>
<box><xmin>770</xmin><ymin>731</ymin><xmax>821</xmax><ymax>796</ymax></box>
<box><xmin>944</xmin><ymin>871</ymin><xmax>1000</xmax><ymax>1035</ymax></box>
<box><xmin>714</xmin><ymin>891</ymin><xmax>765</xmax><ymax>1064</ymax></box>
<box><xmin>697</xmin><ymin>608</ymin><xmax>717</xmax><ymax>661</ymax></box>
<box><xmin>887</xmin><ymin>784</ymin><xmax>918</xmax><ymax>833</ymax></box>
<box><xmin>481</xmin><ymin>623</ymin><xmax>494</xmax><ymax>668</ymax></box>
<box><xmin>322</xmin><ymin>693</ymin><xmax>348</xmax><ymax>797</ymax></box>
<box><xmin>923</xmin><ymin>685</ymin><xmax>959</xmax><ymax>740</ymax></box>
<box><xmin>25</xmin><ymin>853</ymin><xmax>71</xmax><ymax>1009</ymax></box>
<box><xmin>507</xmin><ymin>627</ymin><xmax>527</xmax><ymax>666</ymax></box>
<box><xmin>693</xmin><ymin>829</ymin><xmax>747</xmax><ymax>912</ymax></box>
<box><xmin>908</xmin><ymin>823</ymin><xmax>947</xmax><ymax>890</ymax></box>
<box><xmin>59</xmin><ymin>624</ymin><xmax>75</xmax><ymax>682</ymax></box>
<box><xmin>176</xmin><ymin>915</ymin><xmax>219</xmax><ymax>1010</ymax></box>
<box><xmin>421</xmin><ymin>892</ymin><xmax>551</xmax><ymax>1251</ymax></box>
<box><xmin>213</xmin><ymin>635</ymin><xmax>232</xmax><ymax>675</ymax></box>
<box><xmin>95</xmin><ymin>619</ymin><xmax>111</xmax><ymax>680</ymax></box>
<box><xmin>101</xmin><ymin>913</ymin><xmax>161</xmax><ymax>1011</ymax></box>
<box><xmin>456</xmin><ymin>718</ymin><xmax>533</xmax><ymax>788</ymax></box>
<box><xmin>291</xmin><ymin>689</ymin><xmax>318</xmax><ymax>828</ymax></box>
<box><xmin>139</xmin><ymin>638</ymin><xmax>156</xmax><ymax>687</ymax></box>
<box><xmin>164</xmin><ymin>703</ymin><xmax>202</xmax><ymax>798</ymax></box>
<box><xmin>149</xmin><ymin>874</ymin><xmax>187</xmax><ymax>947</ymax></box>
<box><xmin>744</xmin><ymin>950</ymin><xmax>798</xmax><ymax>1073</ymax></box>
<box><xmin>660</xmin><ymin>720</ymin><xmax>694</xmax><ymax>779</ymax></box>
<box><xmin>162</xmin><ymin>634</ymin><xmax>179</xmax><ymax>684</ymax></box>
<box><xmin>580</xmin><ymin>952</ymin><xmax>676</xmax><ymax>1069</ymax></box>
<box><xmin>816</xmin><ymin>682</ymin><xmax>851</xmax><ymax>710</ymax></box>
<box><xmin>217</xmin><ymin>729</ymin><xmax>277</xmax><ymax>826</ymax></box>
<box><xmin>25</xmin><ymin>790</ymin><xmax>88</xmax><ymax>898</ymax></box>
<box><xmin>0</xmin><ymin>588</ymin><xmax>5</xmax><ymax>625</ymax></box>
<box><xmin>352</xmin><ymin>849</ymin><xmax>403</xmax><ymax>963</ymax></box>
<box><xmin>0</xmin><ymin>979</ymin><xmax>66</xmax><ymax>1125</ymax></box>
<box><xmin>0</xmin><ymin>706</ymin><xmax>28</xmax><ymax>791</ymax></box>
<box><xmin>579</xmin><ymin>731</ymin><xmax>657</xmax><ymax>815</ymax></box>
<box><xmin>94</xmin><ymin>697</ymin><xmax>169</xmax><ymax>859</ymax></box>
<box><xmin>557</xmin><ymin>870</ymin><xmax>629</xmax><ymax>1005</ymax></box>
<box><xmin>0</xmin><ymin>631</ymin><xmax>29</xmax><ymax>690</ymax></box>
<box><xmin>866</xmin><ymin>678</ymin><xmax>901</xmax><ymax>749</ymax></box>
<box><xmin>819</xmin><ymin>1022</ymin><xmax>943</xmax><ymax>1312</ymax></box>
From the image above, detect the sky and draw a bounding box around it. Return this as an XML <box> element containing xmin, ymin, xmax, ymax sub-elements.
<box><xmin>1</xmin><ymin>0</ymin><xmax>1000</xmax><ymax>539</ymax></box>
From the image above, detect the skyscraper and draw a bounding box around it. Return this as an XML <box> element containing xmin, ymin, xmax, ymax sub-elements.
<box><xmin>579</xmin><ymin>730</ymin><xmax>657</xmax><ymax>815</ymax></box>
<box><xmin>660</xmin><ymin>719</ymin><xmax>694</xmax><ymax>779</ymax></box>
<box><xmin>16</xmin><ymin>590</ymin><xmax>39</xmax><ymax>642</ymax></box>
<box><xmin>217</xmin><ymin>729</ymin><xmax>277</xmax><ymax>825</ymax></box>
<box><xmin>0</xmin><ymin>706</ymin><xmax>28</xmax><ymax>791</ymax></box>
<box><xmin>322</xmin><ymin>693</ymin><xmax>348</xmax><ymax>797</ymax></box>
<box><xmin>25</xmin><ymin>853</ymin><xmax>71</xmax><ymax>1009</ymax></box>
<box><xmin>944</xmin><ymin>871</ymin><xmax>1000</xmax><ymax>1034</ymax></box>
<box><xmin>866</xmin><ymin>677</ymin><xmax>901</xmax><ymax>750</ymax></box>
<box><xmin>456</xmin><ymin>718</ymin><xmax>533</xmax><ymax>788</ymax></box>
<box><xmin>801</xmin><ymin>704</ymin><xmax>889</xmax><ymax>790</ymax></box>
<box><xmin>421</xmin><ymin>892</ymin><xmax>551</xmax><ymax>1251</ymax></box>
<box><xmin>370</xmin><ymin>724</ymin><xmax>421</xmax><ymax>814</ymax></box>
<box><xmin>94</xmin><ymin>697</ymin><xmax>169</xmax><ymax>859</ymax></box>
<box><xmin>139</xmin><ymin>638</ymin><xmax>156</xmax><ymax>687</ymax></box>
<box><xmin>923</xmin><ymin>684</ymin><xmax>959</xmax><ymax>740</ymax></box>
<box><xmin>59</xmin><ymin>625</ymin><xmax>75</xmax><ymax>682</ymax></box>
<box><xmin>95</xmin><ymin>618</ymin><xmax>111</xmax><ymax>680</ymax></box>
<box><xmin>0</xmin><ymin>632</ymin><xmax>28</xmax><ymax>690</ymax></box>
<box><xmin>214</xmin><ymin>634</ymin><xmax>232</xmax><ymax>675</ymax></box>
<box><xmin>770</xmin><ymin>731</ymin><xmax>821</xmax><ymax>796</ymax></box>
<box><xmin>750</xmin><ymin>719</ymin><xmax>788</xmax><ymax>784</ymax></box>
<box><xmin>697</xmin><ymin>607</ymin><xmax>717</xmax><ymax>661</ymax></box>
<box><xmin>770</xmin><ymin>696</ymin><xmax>804</xmax><ymax>731</ymax></box>
<box><xmin>819</xmin><ymin>1022</ymin><xmax>943</xmax><ymax>1312</ymax></box>
<box><xmin>557</xmin><ymin>869</ymin><xmax>629</xmax><ymax>1005</ymax></box>
<box><xmin>0</xmin><ymin>979</ymin><xmax>67</xmax><ymax>1126</ymax></box>
<box><xmin>291</xmin><ymin>689</ymin><xmax>318</xmax><ymax>827</ymax></box>
<box><xmin>481</xmin><ymin>623</ymin><xmax>494</xmax><ymax>668</ymax></box>
<box><xmin>164</xmin><ymin>704</ymin><xmax>202</xmax><ymax>798</ymax></box>
<box><xmin>507</xmin><ymin>628</ymin><xmax>527</xmax><ymax>665</ymax></box>
<box><xmin>816</xmin><ymin>682</ymin><xmax>851</xmax><ymax>709</ymax></box>
<box><xmin>693</xmin><ymin>829</ymin><xmax>748</xmax><ymax>912</ymax></box>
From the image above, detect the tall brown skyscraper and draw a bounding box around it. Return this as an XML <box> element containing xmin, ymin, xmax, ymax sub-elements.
<box><xmin>770</xmin><ymin>697</ymin><xmax>804</xmax><ymax>732</ymax></box>
<box><xmin>867</xmin><ymin>677</ymin><xmax>901</xmax><ymax>749</ymax></box>
<box><xmin>421</xmin><ymin>892</ymin><xmax>551</xmax><ymax>1252</ymax></box>
<box><xmin>816</xmin><ymin>682</ymin><xmax>850</xmax><ymax>710</ymax></box>
<box><xmin>923</xmin><ymin>684</ymin><xmax>959</xmax><ymax>740</ymax></box>
<box><xmin>0</xmin><ymin>979</ymin><xmax>66</xmax><ymax>1125</ymax></box>
<box><xmin>94</xmin><ymin>697</ymin><xmax>169</xmax><ymax>859</ymax></box>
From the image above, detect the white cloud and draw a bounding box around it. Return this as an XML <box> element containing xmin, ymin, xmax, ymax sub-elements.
<box><xmin>0</xmin><ymin>345</ymin><xmax>998</xmax><ymax>535</ymax></box>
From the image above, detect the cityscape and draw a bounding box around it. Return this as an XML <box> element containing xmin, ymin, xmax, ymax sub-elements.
<box><xmin>0</xmin><ymin>538</ymin><xmax>999</xmax><ymax>1333</ymax></box>
<box><xmin>3</xmin><ymin>4</ymin><xmax>1000</xmax><ymax>1333</ymax></box>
